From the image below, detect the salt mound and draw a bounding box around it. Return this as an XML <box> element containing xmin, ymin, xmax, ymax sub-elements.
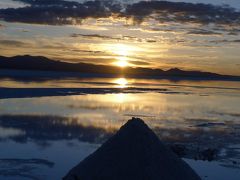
<box><xmin>64</xmin><ymin>118</ymin><xmax>201</xmax><ymax>180</ymax></box>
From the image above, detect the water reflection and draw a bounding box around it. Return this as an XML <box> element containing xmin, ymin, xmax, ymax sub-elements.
<box><xmin>0</xmin><ymin>89</ymin><xmax>240</xmax><ymax>178</ymax></box>
<box><xmin>1</xmin><ymin>72</ymin><xmax>240</xmax><ymax>90</ymax></box>
<box><xmin>0</xmin><ymin>158</ymin><xmax>55</xmax><ymax>179</ymax></box>
<box><xmin>114</xmin><ymin>93</ymin><xmax>127</xmax><ymax>103</ymax></box>
<box><xmin>0</xmin><ymin>127</ymin><xmax>25</xmax><ymax>138</ymax></box>
<box><xmin>0</xmin><ymin>115</ymin><xmax>114</xmax><ymax>144</ymax></box>
<box><xmin>113</xmin><ymin>78</ymin><xmax>128</xmax><ymax>88</ymax></box>
<box><xmin>1</xmin><ymin>92</ymin><xmax>239</xmax><ymax>123</ymax></box>
<box><xmin>0</xmin><ymin>92</ymin><xmax>240</xmax><ymax>142</ymax></box>
<box><xmin>0</xmin><ymin>114</ymin><xmax>239</xmax><ymax>149</ymax></box>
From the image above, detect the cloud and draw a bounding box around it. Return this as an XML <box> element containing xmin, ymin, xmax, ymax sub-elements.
<box><xmin>70</xmin><ymin>49</ymin><xmax>103</xmax><ymax>54</ymax></box>
<box><xmin>0</xmin><ymin>0</ymin><xmax>239</xmax><ymax>28</ymax></box>
<box><xmin>0</xmin><ymin>0</ymin><xmax>120</xmax><ymax>25</ymax></box>
<box><xmin>129</xmin><ymin>60</ymin><xmax>151</xmax><ymax>66</ymax></box>
<box><xmin>70</xmin><ymin>33</ymin><xmax>144</xmax><ymax>42</ymax></box>
<box><xmin>211</xmin><ymin>26</ymin><xmax>240</xmax><ymax>36</ymax></box>
<box><xmin>210</xmin><ymin>39</ymin><xmax>240</xmax><ymax>44</ymax></box>
<box><xmin>0</xmin><ymin>39</ymin><xmax>31</xmax><ymax>47</ymax></box>
<box><xmin>187</xmin><ymin>29</ymin><xmax>222</xmax><ymax>36</ymax></box>
<box><xmin>228</xmin><ymin>30</ymin><xmax>240</xmax><ymax>36</ymax></box>
<box><xmin>146</xmin><ymin>39</ymin><xmax>157</xmax><ymax>43</ymax></box>
<box><xmin>123</xmin><ymin>1</ymin><xmax>240</xmax><ymax>25</ymax></box>
<box><xmin>70</xmin><ymin>33</ymin><xmax>122</xmax><ymax>40</ymax></box>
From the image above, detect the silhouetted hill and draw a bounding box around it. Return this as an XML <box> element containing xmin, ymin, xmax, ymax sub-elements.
<box><xmin>0</xmin><ymin>55</ymin><xmax>239</xmax><ymax>80</ymax></box>
<box><xmin>0</xmin><ymin>55</ymin><xmax>119</xmax><ymax>75</ymax></box>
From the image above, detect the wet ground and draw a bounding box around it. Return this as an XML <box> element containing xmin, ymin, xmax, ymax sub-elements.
<box><xmin>0</xmin><ymin>77</ymin><xmax>239</xmax><ymax>179</ymax></box>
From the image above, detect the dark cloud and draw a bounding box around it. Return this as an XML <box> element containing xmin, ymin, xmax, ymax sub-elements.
<box><xmin>212</xmin><ymin>26</ymin><xmax>240</xmax><ymax>36</ymax></box>
<box><xmin>228</xmin><ymin>30</ymin><xmax>240</xmax><ymax>36</ymax></box>
<box><xmin>210</xmin><ymin>39</ymin><xmax>240</xmax><ymax>44</ymax></box>
<box><xmin>129</xmin><ymin>60</ymin><xmax>150</xmax><ymax>66</ymax></box>
<box><xmin>228</xmin><ymin>32</ymin><xmax>238</xmax><ymax>36</ymax></box>
<box><xmin>70</xmin><ymin>33</ymin><xmax>144</xmax><ymax>42</ymax></box>
<box><xmin>0</xmin><ymin>0</ymin><xmax>121</xmax><ymax>25</ymax></box>
<box><xmin>0</xmin><ymin>0</ymin><xmax>239</xmax><ymax>28</ymax></box>
<box><xmin>187</xmin><ymin>29</ymin><xmax>222</xmax><ymax>36</ymax></box>
<box><xmin>124</xmin><ymin>1</ymin><xmax>240</xmax><ymax>25</ymax></box>
<box><xmin>146</xmin><ymin>39</ymin><xmax>157</xmax><ymax>43</ymax></box>
<box><xmin>0</xmin><ymin>40</ymin><xmax>31</xmax><ymax>47</ymax></box>
<box><xmin>70</xmin><ymin>49</ymin><xmax>103</xmax><ymax>54</ymax></box>
<box><xmin>70</xmin><ymin>33</ymin><xmax>122</xmax><ymax>40</ymax></box>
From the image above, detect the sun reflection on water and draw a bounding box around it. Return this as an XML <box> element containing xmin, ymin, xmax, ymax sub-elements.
<box><xmin>113</xmin><ymin>78</ymin><xmax>128</xmax><ymax>88</ymax></box>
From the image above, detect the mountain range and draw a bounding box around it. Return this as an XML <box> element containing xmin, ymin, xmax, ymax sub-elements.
<box><xmin>0</xmin><ymin>55</ymin><xmax>239</xmax><ymax>80</ymax></box>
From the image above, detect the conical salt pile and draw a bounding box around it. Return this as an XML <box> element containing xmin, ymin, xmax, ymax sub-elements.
<box><xmin>64</xmin><ymin>118</ymin><xmax>201</xmax><ymax>180</ymax></box>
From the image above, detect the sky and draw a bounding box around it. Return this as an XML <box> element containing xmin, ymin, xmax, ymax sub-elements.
<box><xmin>0</xmin><ymin>0</ymin><xmax>240</xmax><ymax>75</ymax></box>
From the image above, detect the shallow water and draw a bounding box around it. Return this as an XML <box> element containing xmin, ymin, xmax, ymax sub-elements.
<box><xmin>0</xmin><ymin>76</ymin><xmax>240</xmax><ymax>179</ymax></box>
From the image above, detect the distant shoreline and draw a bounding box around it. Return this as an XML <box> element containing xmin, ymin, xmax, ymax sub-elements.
<box><xmin>1</xmin><ymin>55</ymin><xmax>240</xmax><ymax>81</ymax></box>
<box><xmin>1</xmin><ymin>69</ymin><xmax>240</xmax><ymax>82</ymax></box>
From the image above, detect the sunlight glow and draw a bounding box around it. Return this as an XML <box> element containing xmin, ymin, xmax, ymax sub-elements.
<box><xmin>114</xmin><ymin>60</ymin><xmax>129</xmax><ymax>67</ymax></box>
<box><xmin>113</xmin><ymin>44</ymin><xmax>130</xmax><ymax>56</ymax></box>
<box><xmin>104</xmin><ymin>43</ymin><xmax>138</xmax><ymax>68</ymax></box>
<box><xmin>112</xmin><ymin>44</ymin><xmax>131</xmax><ymax>67</ymax></box>
<box><xmin>114</xmin><ymin>56</ymin><xmax>129</xmax><ymax>67</ymax></box>
<box><xmin>103</xmin><ymin>43</ymin><xmax>132</xmax><ymax>57</ymax></box>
